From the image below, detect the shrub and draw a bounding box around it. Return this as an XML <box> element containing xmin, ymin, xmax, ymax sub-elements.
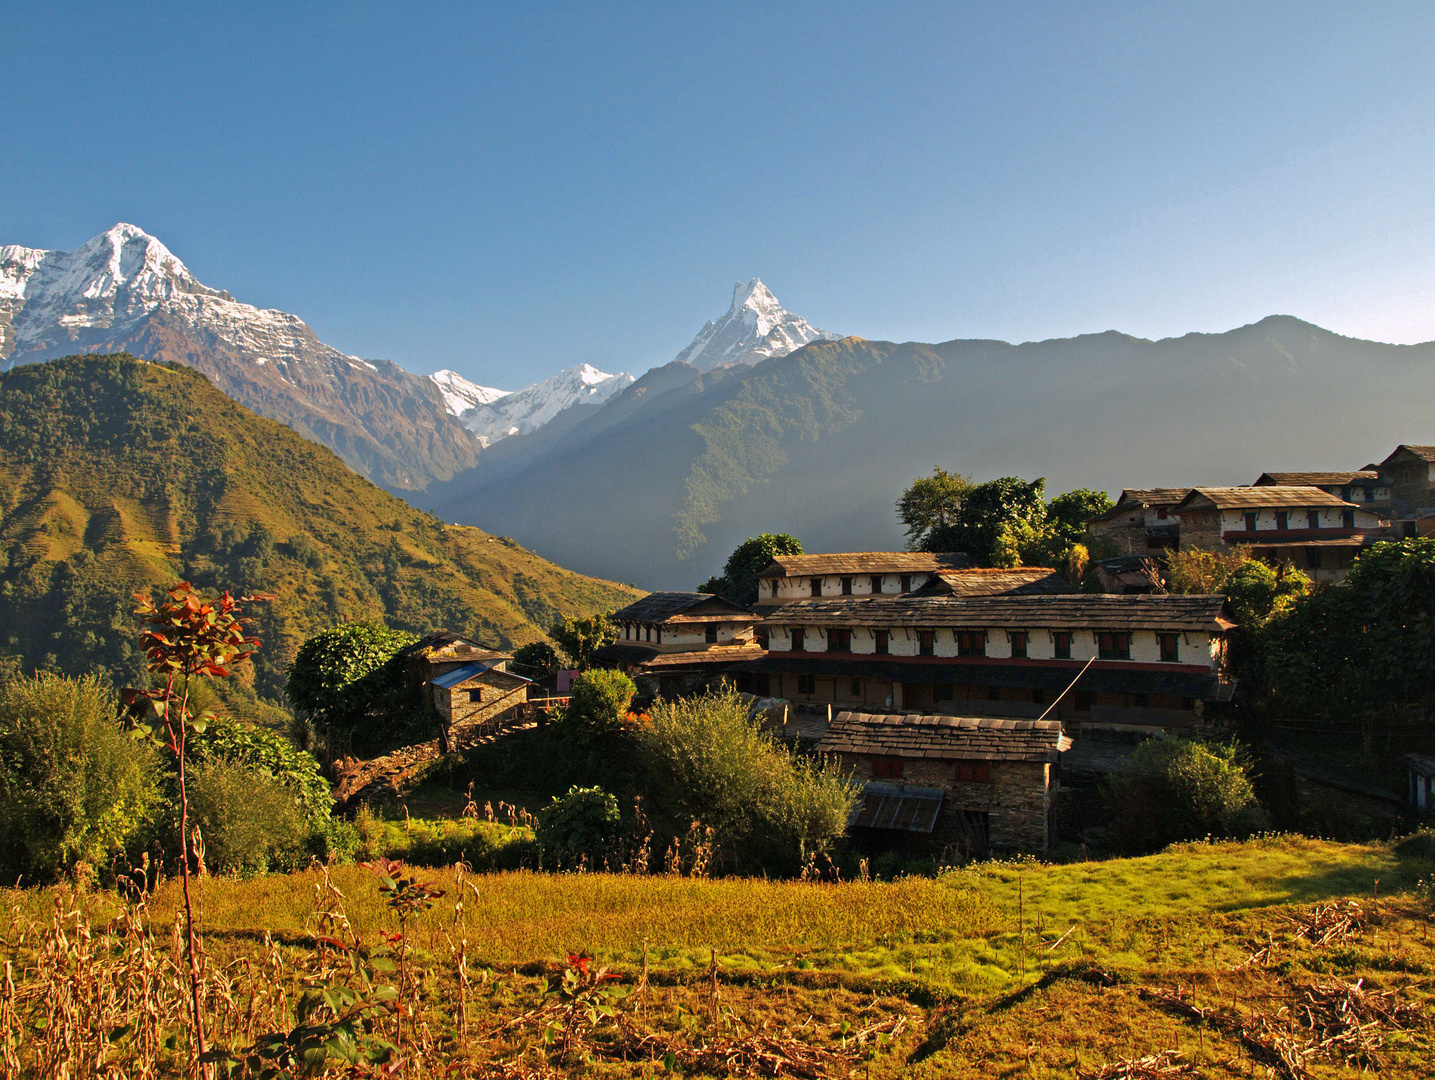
<box><xmin>0</xmin><ymin>672</ymin><xmax>159</xmax><ymax>884</ymax></box>
<box><xmin>535</xmin><ymin>785</ymin><xmax>623</xmax><ymax>869</ymax></box>
<box><xmin>1104</xmin><ymin>737</ymin><xmax>1267</xmax><ymax>853</ymax></box>
<box><xmin>286</xmin><ymin>623</ymin><xmax>423</xmax><ymax>755</ymax></box>
<box><xmin>187</xmin><ymin>758</ymin><xmax>309</xmax><ymax>875</ymax></box>
<box><xmin>555</xmin><ymin>669</ymin><xmax>636</xmax><ymax>741</ymax></box>
<box><xmin>638</xmin><ymin>688</ymin><xmax>854</xmax><ymax>875</ymax></box>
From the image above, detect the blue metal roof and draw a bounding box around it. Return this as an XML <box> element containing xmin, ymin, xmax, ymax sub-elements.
<box><xmin>429</xmin><ymin>663</ymin><xmax>490</xmax><ymax>689</ymax></box>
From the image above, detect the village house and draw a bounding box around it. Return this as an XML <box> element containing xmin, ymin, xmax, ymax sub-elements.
<box><xmin>1252</xmin><ymin>471</ymin><xmax>1392</xmax><ymax>508</ymax></box>
<box><xmin>397</xmin><ymin>633</ymin><xmax>532</xmax><ymax>751</ymax></box>
<box><xmin>1377</xmin><ymin>445</ymin><xmax>1435</xmax><ymax>519</ymax></box>
<box><xmin>1170</xmin><ymin>486</ymin><xmax>1387</xmax><ymax>583</ymax></box>
<box><xmin>1406</xmin><ymin>754</ymin><xmax>1435</xmax><ymax>815</ymax></box>
<box><xmin>596</xmin><ymin>592</ymin><xmax>766</xmax><ymax>697</ymax></box>
<box><xmin>1085</xmin><ymin>488</ymin><xmax>1191</xmax><ymax>557</ymax></box>
<box><xmin>753</xmin><ymin>551</ymin><xmax>972</xmax><ymax>610</ymax></box>
<box><xmin>741</xmin><ymin>593</ymin><xmax>1236</xmax><ymax>736</ymax></box>
<box><xmin>816</xmin><ymin>711</ymin><xmax>1071</xmax><ymax>854</ymax></box>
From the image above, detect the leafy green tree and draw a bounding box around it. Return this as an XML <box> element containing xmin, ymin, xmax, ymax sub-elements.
<box><xmin>0</xmin><ymin>672</ymin><xmax>159</xmax><ymax>884</ymax></box>
<box><xmin>1103</xmin><ymin>737</ymin><xmax>1267</xmax><ymax>852</ymax></box>
<box><xmin>548</xmin><ymin>613</ymin><xmax>618</xmax><ymax>670</ymax></box>
<box><xmin>285</xmin><ymin>623</ymin><xmax>418</xmax><ymax>749</ymax></box>
<box><xmin>896</xmin><ymin>467</ymin><xmax>973</xmax><ymax>551</ymax></box>
<box><xmin>1165</xmin><ymin>548</ymin><xmax>1250</xmax><ymax>594</ymax></box>
<box><xmin>698</xmin><ymin>533</ymin><xmax>804</xmax><ymax>606</ymax></box>
<box><xmin>555</xmin><ymin>669</ymin><xmax>636</xmax><ymax>741</ymax></box>
<box><xmin>187</xmin><ymin>757</ymin><xmax>309</xmax><ymax>876</ymax></box>
<box><xmin>1046</xmin><ymin>488</ymin><xmax>1116</xmax><ymax>548</ymax></box>
<box><xmin>512</xmin><ymin>640</ymin><xmax>561</xmax><ymax>680</ymax></box>
<box><xmin>1223</xmin><ymin>560</ymin><xmax>1309</xmax><ymax>630</ymax></box>
<box><xmin>534</xmin><ymin>785</ymin><xmax>622</xmax><ymax>869</ymax></box>
<box><xmin>637</xmin><ymin>688</ymin><xmax>853</xmax><ymax>875</ymax></box>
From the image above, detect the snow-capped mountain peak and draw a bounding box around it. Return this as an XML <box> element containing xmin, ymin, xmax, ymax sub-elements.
<box><xmin>457</xmin><ymin>362</ymin><xmax>634</xmax><ymax>447</ymax></box>
<box><xmin>430</xmin><ymin>369</ymin><xmax>509</xmax><ymax>416</ymax></box>
<box><xmin>673</xmin><ymin>278</ymin><xmax>839</xmax><ymax>371</ymax></box>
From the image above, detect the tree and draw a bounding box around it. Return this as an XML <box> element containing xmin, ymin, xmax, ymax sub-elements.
<box><xmin>512</xmin><ymin>640</ymin><xmax>561</xmax><ymax>680</ymax></box>
<box><xmin>555</xmin><ymin>669</ymin><xmax>637</xmax><ymax>741</ymax></box>
<box><xmin>1046</xmin><ymin>488</ymin><xmax>1115</xmax><ymax>549</ymax></box>
<box><xmin>124</xmin><ymin>582</ymin><xmax>268</xmax><ymax>1069</ymax></box>
<box><xmin>1103</xmin><ymin>737</ymin><xmax>1266</xmax><ymax>852</ymax></box>
<box><xmin>285</xmin><ymin>623</ymin><xmax>419</xmax><ymax>754</ymax></box>
<box><xmin>896</xmin><ymin>467</ymin><xmax>972</xmax><ymax>551</ymax></box>
<box><xmin>0</xmin><ymin>672</ymin><xmax>159</xmax><ymax>884</ymax></box>
<box><xmin>698</xmin><ymin>533</ymin><xmax>804</xmax><ymax>606</ymax></box>
<box><xmin>548</xmin><ymin>613</ymin><xmax>618</xmax><ymax>670</ymax></box>
<box><xmin>1165</xmin><ymin>548</ymin><xmax>1250</xmax><ymax>594</ymax></box>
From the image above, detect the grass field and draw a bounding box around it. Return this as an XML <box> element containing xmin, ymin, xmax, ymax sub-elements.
<box><xmin>4</xmin><ymin>833</ymin><xmax>1432</xmax><ymax>1077</ymax></box>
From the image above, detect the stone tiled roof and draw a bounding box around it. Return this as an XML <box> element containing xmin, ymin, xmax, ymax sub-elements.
<box><xmin>1383</xmin><ymin>445</ymin><xmax>1435</xmax><ymax>466</ymax></box>
<box><xmin>639</xmin><ymin>644</ymin><xmax>769</xmax><ymax>669</ymax></box>
<box><xmin>1254</xmin><ymin>471</ymin><xmax>1385</xmax><ymax>487</ymax></box>
<box><xmin>759</xmin><ymin>552</ymin><xmax>972</xmax><ymax>578</ymax></box>
<box><xmin>919</xmin><ymin>568</ymin><xmax>1074</xmax><ymax>597</ymax></box>
<box><xmin>817</xmin><ymin>711</ymin><xmax>1071</xmax><ymax>762</ymax></box>
<box><xmin>611</xmin><ymin>592</ymin><xmax>753</xmax><ymax>623</ymax></box>
<box><xmin>1173</xmin><ymin>486</ymin><xmax>1355</xmax><ymax>512</ymax></box>
<box><xmin>767</xmin><ymin>593</ymin><xmax>1233</xmax><ymax>631</ymax></box>
<box><xmin>1090</xmin><ymin>489</ymin><xmax>1192</xmax><ymax>521</ymax></box>
<box><xmin>400</xmin><ymin>632</ymin><xmax>512</xmax><ymax>663</ymax></box>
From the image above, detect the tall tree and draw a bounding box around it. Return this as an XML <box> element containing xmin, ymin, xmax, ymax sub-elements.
<box><xmin>698</xmin><ymin>533</ymin><xmax>804</xmax><ymax>606</ymax></box>
<box><xmin>549</xmin><ymin>613</ymin><xmax>618</xmax><ymax>670</ymax></box>
<box><xmin>895</xmin><ymin>467</ymin><xmax>972</xmax><ymax>551</ymax></box>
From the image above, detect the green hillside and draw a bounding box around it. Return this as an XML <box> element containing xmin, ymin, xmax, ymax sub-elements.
<box><xmin>0</xmin><ymin>354</ymin><xmax>641</xmax><ymax>706</ymax></box>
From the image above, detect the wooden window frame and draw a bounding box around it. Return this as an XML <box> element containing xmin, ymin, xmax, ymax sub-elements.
<box><xmin>874</xmin><ymin>629</ymin><xmax>889</xmax><ymax>655</ymax></box>
<box><xmin>900</xmin><ymin>574</ymin><xmax>912</xmax><ymax>593</ymax></box>
<box><xmin>1275</xmin><ymin>511</ymin><xmax>1289</xmax><ymax>531</ymax></box>
<box><xmin>1054</xmin><ymin>631</ymin><xmax>1072</xmax><ymax>660</ymax></box>
<box><xmin>1158</xmin><ymin>632</ymin><xmax>1179</xmax><ymax>663</ymax></box>
<box><xmin>918</xmin><ymin>630</ymin><xmax>935</xmax><ymax>656</ymax></box>
<box><xmin>954</xmin><ymin>760</ymin><xmax>991</xmax><ymax>783</ymax></box>
<box><xmin>705</xmin><ymin>623</ymin><xmax>719</xmax><ymax>644</ymax></box>
<box><xmin>957</xmin><ymin>630</ymin><xmax>986</xmax><ymax>658</ymax></box>
<box><xmin>841</xmin><ymin>576</ymin><xmax>853</xmax><ymax>595</ymax></box>
<box><xmin>869</xmin><ymin>574</ymin><xmax>883</xmax><ymax>594</ymax></box>
<box><xmin>826</xmin><ymin>627</ymin><xmax>852</xmax><ymax>653</ymax></box>
<box><xmin>1307</xmin><ymin>510</ymin><xmax>1320</xmax><ymax>529</ymax></box>
<box><xmin>791</xmin><ymin>628</ymin><xmax>805</xmax><ymax>652</ymax></box>
<box><xmin>1244</xmin><ymin>511</ymin><xmax>1258</xmax><ymax>531</ymax></box>
<box><xmin>873</xmin><ymin>756</ymin><xmax>904</xmax><ymax>780</ymax></box>
<box><xmin>1009</xmin><ymin>631</ymin><xmax>1028</xmax><ymax>659</ymax></box>
<box><xmin>1098</xmin><ymin>632</ymin><xmax>1131</xmax><ymax>660</ymax></box>
<box><xmin>796</xmin><ymin>673</ymin><xmax>816</xmax><ymax>695</ymax></box>
<box><xmin>810</xmin><ymin>577</ymin><xmax>823</xmax><ymax>597</ymax></box>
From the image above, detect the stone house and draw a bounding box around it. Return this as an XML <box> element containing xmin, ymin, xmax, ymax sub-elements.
<box><xmin>1085</xmin><ymin>489</ymin><xmax>1192</xmax><ymax>557</ymax></box>
<box><xmin>743</xmin><ymin>593</ymin><xmax>1236</xmax><ymax>737</ymax></box>
<box><xmin>816</xmin><ymin>711</ymin><xmax>1071</xmax><ymax>854</ymax></box>
<box><xmin>1170</xmin><ymin>486</ymin><xmax>1388</xmax><ymax>584</ymax></box>
<box><xmin>1377</xmin><ymin>445</ymin><xmax>1435</xmax><ymax>517</ymax></box>
<box><xmin>597</xmin><ymin>592</ymin><xmax>765</xmax><ymax>697</ymax></box>
<box><xmin>399</xmin><ymin>631</ymin><xmax>515</xmax><ymax>689</ymax></box>
<box><xmin>1253</xmin><ymin>471</ymin><xmax>1391</xmax><ymax>509</ymax></box>
<box><xmin>753</xmin><ymin>552</ymin><xmax>972</xmax><ymax>610</ymax></box>
<box><xmin>1406</xmin><ymin>754</ymin><xmax>1435</xmax><ymax>814</ymax></box>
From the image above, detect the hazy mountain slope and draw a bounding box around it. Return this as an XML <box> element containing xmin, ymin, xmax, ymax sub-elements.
<box><xmin>0</xmin><ymin>354</ymin><xmax>641</xmax><ymax>703</ymax></box>
<box><xmin>429</xmin><ymin>317</ymin><xmax>1435</xmax><ymax>589</ymax></box>
<box><xmin>0</xmin><ymin>225</ymin><xmax>480</xmax><ymax>491</ymax></box>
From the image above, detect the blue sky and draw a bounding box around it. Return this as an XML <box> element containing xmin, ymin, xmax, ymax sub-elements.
<box><xmin>5</xmin><ymin>3</ymin><xmax>1435</xmax><ymax>388</ymax></box>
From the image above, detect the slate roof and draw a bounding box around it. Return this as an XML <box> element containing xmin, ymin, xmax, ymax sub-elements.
<box><xmin>428</xmin><ymin>663</ymin><xmax>530</xmax><ymax>689</ymax></box>
<box><xmin>1172</xmin><ymin>486</ymin><xmax>1355</xmax><ymax>512</ymax></box>
<box><xmin>1090</xmin><ymin>489</ymin><xmax>1192</xmax><ymax>521</ymax></box>
<box><xmin>639</xmin><ymin>644</ymin><xmax>769</xmax><ymax>669</ymax></box>
<box><xmin>1406</xmin><ymin>753</ymin><xmax>1435</xmax><ymax>778</ymax></box>
<box><xmin>817</xmin><ymin>711</ymin><xmax>1071</xmax><ymax>762</ymax></box>
<box><xmin>1254</xmin><ymin>471</ymin><xmax>1385</xmax><ymax>487</ymax></box>
<box><xmin>1382</xmin><ymin>445</ymin><xmax>1435</xmax><ymax>466</ymax></box>
<box><xmin>611</xmin><ymin>592</ymin><xmax>754</xmax><ymax>623</ymax></box>
<box><xmin>758</xmin><ymin>552</ymin><xmax>972</xmax><ymax>578</ymax></box>
<box><xmin>918</xmin><ymin>568</ymin><xmax>1075</xmax><ymax>597</ymax></box>
<box><xmin>766</xmin><ymin>593</ymin><xmax>1234</xmax><ymax>631</ymax></box>
<box><xmin>400</xmin><ymin>632</ymin><xmax>512</xmax><ymax>663</ymax></box>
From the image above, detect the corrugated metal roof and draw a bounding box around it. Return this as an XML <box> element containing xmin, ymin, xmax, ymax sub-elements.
<box><xmin>849</xmin><ymin>783</ymin><xmax>944</xmax><ymax>832</ymax></box>
<box><xmin>759</xmin><ymin>552</ymin><xmax>972</xmax><ymax>578</ymax></box>
<box><xmin>766</xmin><ymin>593</ymin><xmax>1233</xmax><ymax>631</ymax></box>
<box><xmin>817</xmin><ymin>710</ymin><xmax>1070</xmax><ymax>762</ymax></box>
<box><xmin>1174</xmin><ymin>486</ymin><xmax>1356</xmax><ymax>511</ymax></box>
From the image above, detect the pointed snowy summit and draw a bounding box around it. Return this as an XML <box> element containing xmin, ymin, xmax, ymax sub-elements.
<box><xmin>457</xmin><ymin>362</ymin><xmax>634</xmax><ymax>447</ymax></box>
<box><xmin>429</xmin><ymin>369</ymin><xmax>510</xmax><ymax>416</ymax></box>
<box><xmin>673</xmin><ymin>278</ymin><xmax>839</xmax><ymax>372</ymax></box>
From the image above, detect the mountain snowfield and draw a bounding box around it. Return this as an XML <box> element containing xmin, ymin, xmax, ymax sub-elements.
<box><xmin>429</xmin><ymin>368</ymin><xmax>509</xmax><ymax>416</ymax></box>
<box><xmin>672</xmin><ymin>278</ymin><xmax>839</xmax><ymax>371</ymax></box>
<box><xmin>449</xmin><ymin>363</ymin><xmax>634</xmax><ymax>446</ymax></box>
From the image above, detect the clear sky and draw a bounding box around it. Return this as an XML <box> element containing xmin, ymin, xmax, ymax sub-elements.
<box><xmin>5</xmin><ymin>2</ymin><xmax>1435</xmax><ymax>388</ymax></box>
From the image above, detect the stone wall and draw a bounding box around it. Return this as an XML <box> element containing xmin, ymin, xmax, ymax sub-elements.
<box><xmin>842</xmin><ymin>753</ymin><xmax>1055</xmax><ymax>852</ymax></box>
<box><xmin>1175</xmin><ymin>509</ymin><xmax>1223</xmax><ymax>550</ymax></box>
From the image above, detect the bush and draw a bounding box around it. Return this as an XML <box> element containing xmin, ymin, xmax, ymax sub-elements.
<box><xmin>0</xmin><ymin>673</ymin><xmax>159</xmax><ymax>884</ymax></box>
<box><xmin>187</xmin><ymin>757</ymin><xmax>309</xmax><ymax>875</ymax></box>
<box><xmin>638</xmin><ymin>688</ymin><xmax>854</xmax><ymax>875</ymax></box>
<box><xmin>1104</xmin><ymin>737</ymin><xmax>1267</xmax><ymax>853</ymax></box>
<box><xmin>555</xmin><ymin>669</ymin><xmax>636</xmax><ymax>741</ymax></box>
<box><xmin>535</xmin><ymin>785</ymin><xmax>623</xmax><ymax>869</ymax></box>
<box><xmin>286</xmin><ymin>623</ymin><xmax>420</xmax><ymax>754</ymax></box>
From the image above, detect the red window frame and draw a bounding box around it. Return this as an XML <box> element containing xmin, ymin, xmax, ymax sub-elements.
<box><xmin>918</xmin><ymin>630</ymin><xmax>935</xmax><ymax>656</ymax></box>
<box><xmin>954</xmin><ymin>761</ymin><xmax>991</xmax><ymax>783</ymax></box>
<box><xmin>873</xmin><ymin>757</ymin><xmax>904</xmax><ymax>779</ymax></box>
<box><xmin>1009</xmin><ymin>631</ymin><xmax>1028</xmax><ymax>658</ymax></box>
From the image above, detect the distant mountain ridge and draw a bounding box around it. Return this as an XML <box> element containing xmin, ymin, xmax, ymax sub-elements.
<box><xmin>0</xmin><ymin>224</ymin><xmax>480</xmax><ymax>491</ymax></box>
<box><xmin>427</xmin><ymin>317</ymin><xmax>1435</xmax><ymax>589</ymax></box>
<box><xmin>452</xmin><ymin>362</ymin><xmax>634</xmax><ymax>447</ymax></box>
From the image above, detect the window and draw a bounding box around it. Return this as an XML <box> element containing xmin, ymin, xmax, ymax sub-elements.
<box><xmin>955</xmin><ymin>761</ymin><xmax>991</xmax><ymax>783</ymax></box>
<box><xmin>1306</xmin><ymin>548</ymin><xmax>1322</xmax><ymax>570</ymax></box>
<box><xmin>810</xmin><ymin>578</ymin><xmax>822</xmax><ymax>597</ymax></box>
<box><xmin>850</xmin><ymin>678</ymin><xmax>862</xmax><ymax>697</ymax></box>
<box><xmin>1054</xmin><ymin>632</ymin><xmax>1072</xmax><ymax>660</ymax></box>
<box><xmin>827</xmin><ymin>628</ymin><xmax>851</xmax><ymax>652</ymax></box>
<box><xmin>1275</xmin><ymin>511</ymin><xmax>1289</xmax><ymax>531</ymax></box>
<box><xmin>1009</xmin><ymin>631</ymin><xmax>1028</xmax><ymax>659</ymax></box>
<box><xmin>1156</xmin><ymin>507</ymin><xmax>1168</xmax><ymax>520</ymax></box>
<box><xmin>935</xmin><ymin>682</ymin><xmax>953</xmax><ymax>702</ymax></box>
<box><xmin>874</xmin><ymin>629</ymin><xmax>889</xmax><ymax>654</ymax></box>
<box><xmin>705</xmin><ymin>623</ymin><xmax>718</xmax><ymax>644</ymax></box>
<box><xmin>1243</xmin><ymin>512</ymin><xmax>1258</xmax><ymax>531</ymax></box>
<box><xmin>841</xmin><ymin>576</ymin><xmax>853</xmax><ymax>595</ymax></box>
<box><xmin>467</xmin><ymin>688</ymin><xmax>484</xmax><ymax>703</ymax></box>
<box><xmin>654</xmin><ymin>627</ymin><xmax>662</xmax><ymax>644</ymax></box>
<box><xmin>900</xmin><ymin>574</ymin><xmax>912</xmax><ymax>593</ymax></box>
<box><xmin>957</xmin><ymin>631</ymin><xmax>986</xmax><ymax>657</ymax></box>
<box><xmin>1158</xmin><ymin>633</ymin><xmax>1179</xmax><ymax>662</ymax></box>
<box><xmin>645</xmin><ymin>625</ymin><xmax>652</xmax><ymax>642</ymax></box>
<box><xmin>1307</xmin><ymin>510</ymin><xmax>1320</xmax><ymax>529</ymax></box>
<box><xmin>1341</xmin><ymin>510</ymin><xmax>1356</xmax><ymax>529</ymax></box>
<box><xmin>791</xmin><ymin>628</ymin><xmax>805</xmax><ymax>651</ymax></box>
<box><xmin>1032</xmin><ymin>689</ymin><xmax>1045</xmax><ymax>705</ymax></box>
<box><xmin>755</xmin><ymin>627</ymin><xmax>770</xmax><ymax>649</ymax></box>
<box><xmin>870</xmin><ymin>574</ymin><xmax>883</xmax><ymax>593</ymax></box>
<box><xmin>918</xmin><ymin>630</ymin><xmax>935</xmax><ymax>656</ymax></box>
<box><xmin>796</xmin><ymin>673</ymin><xmax>816</xmax><ymax>695</ymax></box>
<box><xmin>1098</xmin><ymin>632</ymin><xmax>1131</xmax><ymax>660</ymax></box>
<box><xmin>873</xmin><ymin>757</ymin><xmax>904</xmax><ymax>779</ymax></box>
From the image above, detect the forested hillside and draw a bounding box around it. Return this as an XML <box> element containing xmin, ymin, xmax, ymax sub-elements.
<box><xmin>0</xmin><ymin>354</ymin><xmax>640</xmax><ymax>705</ymax></box>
